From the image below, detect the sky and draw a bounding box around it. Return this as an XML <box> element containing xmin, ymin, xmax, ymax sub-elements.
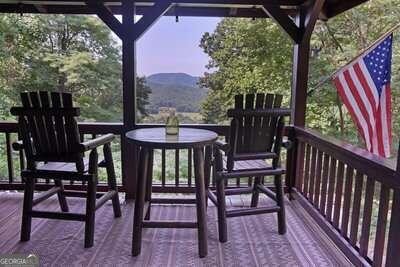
<box><xmin>135</xmin><ymin>17</ymin><xmax>220</xmax><ymax>77</ymax></box>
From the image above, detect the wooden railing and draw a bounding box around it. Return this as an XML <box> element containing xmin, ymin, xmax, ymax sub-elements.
<box><xmin>0</xmin><ymin>121</ymin><xmax>236</xmax><ymax>193</ymax></box>
<box><xmin>2</xmin><ymin>121</ymin><xmax>399</xmax><ymax>266</ymax></box>
<box><xmin>288</xmin><ymin>126</ymin><xmax>400</xmax><ymax>267</ymax></box>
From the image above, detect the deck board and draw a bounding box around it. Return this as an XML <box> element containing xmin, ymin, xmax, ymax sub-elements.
<box><xmin>0</xmin><ymin>192</ymin><xmax>352</xmax><ymax>266</ymax></box>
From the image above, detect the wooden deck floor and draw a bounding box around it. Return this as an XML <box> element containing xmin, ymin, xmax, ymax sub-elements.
<box><xmin>0</xmin><ymin>192</ymin><xmax>352</xmax><ymax>266</ymax></box>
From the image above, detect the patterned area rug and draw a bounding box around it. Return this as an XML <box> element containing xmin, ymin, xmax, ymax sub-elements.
<box><xmin>0</xmin><ymin>192</ymin><xmax>352</xmax><ymax>266</ymax></box>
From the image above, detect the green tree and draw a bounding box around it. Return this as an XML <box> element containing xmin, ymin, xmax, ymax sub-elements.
<box><xmin>200</xmin><ymin>0</ymin><xmax>400</xmax><ymax>155</ymax></box>
<box><xmin>199</xmin><ymin>18</ymin><xmax>292</xmax><ymax>123</ymax></box>
<box><xmin>0</xmin><ymin>14</ymin><xmax>150</xmax><ymax>122</ymax></box>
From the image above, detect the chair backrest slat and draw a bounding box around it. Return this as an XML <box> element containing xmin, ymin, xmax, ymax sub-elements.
<box><xmin>227</xmin><ymin>93</ymin><xmax>290</xmax><ymax>170</ymax></box>
<box><xmin>11</xmin><ymin>91</ymin><xmax>83</xmax><ymax>170</ymax></box>
<box><xmin>51</xmin><ymin>92</ymin><xmax>68</xmax><ymax>154</ymax></box>
<box><xmin>39</xmin><ymin>91</ymin><xmax>59</xmax><ymax>154</ymax></box>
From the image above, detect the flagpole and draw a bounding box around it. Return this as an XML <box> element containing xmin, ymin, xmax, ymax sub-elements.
<box><xmin>308</xmin><ymin>22</ymin><xmax>400</xmax><ymax>95</ymax></box>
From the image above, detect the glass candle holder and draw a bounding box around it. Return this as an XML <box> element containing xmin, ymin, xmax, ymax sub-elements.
<box><xmin>166</xmin><ymin>109</ymin><xmax>179</xmax><ymax>135</ymax></box>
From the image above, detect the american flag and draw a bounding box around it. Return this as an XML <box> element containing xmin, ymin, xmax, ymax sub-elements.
<box><xmin>333</xmin><ymin>34</ymin><xmax>393</xmax><ymax>158</ymax></box>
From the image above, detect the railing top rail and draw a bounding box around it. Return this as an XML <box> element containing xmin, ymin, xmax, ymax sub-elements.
<box><xmin>292</xmin><ymin>126</ymin><xmax>400</xmax><ymax>189</ymax></box>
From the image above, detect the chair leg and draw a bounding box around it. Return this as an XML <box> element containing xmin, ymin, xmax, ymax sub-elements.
<box><xmin>54</xmin><ymin>179</ymin><xmax>69</xmax><ymax>212</ymax></box>
<box><xmin>216</xmin><ymin>177</ymin><xmax>227</xmax><ymax>243</ymax></box>
<box><xmin>20</xmin><ymin>178</ymin><xmax>35</xmax><ymax>242</ymax></box>
<box><xmin>104</xmin><ymin>143</ymin><xmax>121</xmax><ymax>218</ymax></box>
<box><xmin>85</xmin><ymin>175</ymin><xmax>97</xmax><ymax>248</ymax></box>
<box><xmin>250</xmin><ymin>176</ymin><xmax>262</xmax><ymax>208</ymax></box>
<box><xmin>274</xmin><ymin>174</ymin><xmax>286</xmax><ymax>235</ymax></box>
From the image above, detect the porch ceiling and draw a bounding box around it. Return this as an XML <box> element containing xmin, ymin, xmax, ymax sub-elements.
<box><xmin>0</xmin><ymin>0</ymin><xmax>368</xmax><ymax>19</ymax></box>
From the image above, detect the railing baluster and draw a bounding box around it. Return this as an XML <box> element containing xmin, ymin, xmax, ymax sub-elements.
<box><xmin>359</xmin><ymin>176</ymin><xmax>375</xmax><ymax>257</ymax></box>
<box><xmin>333</xmin><ymin>161</ymin><xmax>345</xmax><ymax>228</ymax></box>
<box><xmin>372</xmin><ymin>184</ymin><xmax>390</xmax><ymax>266</ymax></box>
<box><xmin>161</xmin><ymin>149</ymin><xmax>166</xmax><ymax>186</ymax></box>
<box><xmin>175</xmin><ymin>149</ymin><xmax>180</xmax><ymax>186</ymax></box>
<box><xmin>350</xmin><ymin>171</ymin><xmax>364</xmax><ymax>246</ymax></box>
<box><xmin>340</xmin><ymin>166</ymin><xmax>354</xmax><ymax>237</ymax></box>
<box><xmin>326</xmin><ymin>158</ymin><xmax>337</xmax><ymax>221</ymax></box>
<box><xmin>5</xmin><ymin>132</ymin><xmax>14</xmax><ymax>184</ymax></box>
<box><xmin>302</xmin><ymin>144</ymin><xmax>311</xmax><ymax>197</ymax></box>
<box><xmin>308</xmin><ymin>146</ymin><xmax>317</xmax><ymax>202</ymax></box>
<box><xmin>319</xmin><ymin>153</ymin><xmax>330</xmax><ymax>215</ymax></box>
<box><xmin>188</xmin><ymin>148</ymin><xmax>192</xmax><ymax>187</ymax></box>
<box><xmin>295</xmin><ymin>142</ymin><xmax>305</xmax><ymax>190</ymax></box>
<box><xmin>386</xmin><ymin>189</ymin><xmax>400</xmax><ymax>267</ymax></box>
<box><xmin>314</xmin><ymin>150</ymin><xmax>323</xmax><ymax>207</ymax></box>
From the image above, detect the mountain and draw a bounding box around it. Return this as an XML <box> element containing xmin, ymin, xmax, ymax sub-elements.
<box><xmin>145</xmin><ymin>73</ymin><xmax>207</xmax><ymax>114</ymax></box>
<box><xmin>147</xmin><ymin>73</ymin><xmax>200</xmax><ymax>88</ymax></box>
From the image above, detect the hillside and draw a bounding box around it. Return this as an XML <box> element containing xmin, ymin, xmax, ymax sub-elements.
<box><xmin>146</xmin><ymin>73</ymin><xmax>207</xmax><ymax>114</ymax></box>
<box><xmin>147</xmin><ymin>73</ymin><xmax>200</xmax><ymax>88</ymax></box>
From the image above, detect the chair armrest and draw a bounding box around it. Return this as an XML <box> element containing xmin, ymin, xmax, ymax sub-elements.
<box><xmin>215</xmin><ymin>140</ymin><xmax>230</xmax><ymax>153</ymax></box>
<box><xmin>78</xmin><ymin>134</ymin><xmax>114</xmax><ymax>152</ymax></box>
<box><xmin>12</xmin><ymin>140</ymin><xmax>24</xmax><ymax>151</ymax></box>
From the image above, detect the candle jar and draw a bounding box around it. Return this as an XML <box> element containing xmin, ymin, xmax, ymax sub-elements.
<box><xmin>166</xmin><ymin>110</ymin><xmax>179</xmax><ymax>135</ymax></box>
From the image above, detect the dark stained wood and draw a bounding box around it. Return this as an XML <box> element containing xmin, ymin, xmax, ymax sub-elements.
<box><xmin>319</xmin><ymin>153</ymin><xmax>330</xmax><ymax>215</ymax></box>
<box><xmin>11</xmin><ymin>91</ymin><xmax>121</xmax><ymax>248</ymax></box>
<box><xmin>349</xmin><ymin>171</ymin><xmax>364</xmax><ymax>247</ymax></box>
<box><xmin>132</xmin><ymin>147</ymin><xmax>150</xmax><ymax>256</ymax></box>
<box><xmin>130</xmin><ymin>128</ymin><xmax>215</xmax><ymax>258</ymax></box>
<box><xmin>175</xmin><ymin>149</ymin><xmax>180</xmax><ymax>186</ymax></box>
<box><xmin>313</xmin><ymin>150</ymin><xmax>323</xmax><ymax>207</ymax></box>
<box><xmin>193</xmin><ymin>147</ymin><xmax>208</xmax><ymax>258</ymax></box>
<box><xmin>87</xmin><ymin>0</ymin><xmax>124</xmax><ymax>39</ymax></box>
<box><xmin>121</xmin><ymin>0</ymin><xmax>137</xmax><ymax>200</ymax></box>
<box><xmin>295</xmin><ymin>142</ymin><xmax>305</xmax><ymax>190</ymax></box>
<box><xmin>294</xmin><ymin>127</ymin><xmax>398</xmax><ymax>188</ymax></box>
<box><xmin>161</xmin><ymin>149</ymin><xmax>166</xmax><ymax>186</ymax></box>
<box><xmin>188</xmin><ymin>148</ymin><xmax>192</xmax><ymax>186</ymax></box>
<box><xmin>302</xmin><ymin>144</ymin><xmax>311</xmax><ymax>197</ymax></box>
<box><xmin>326</xmin><ymin>157</ymin><xmax>336</xmax><ymax>222</ymax></box>
<box><xmin>212</xmin><ymin>93</ymin><xmax>288</xmax><ymax>243</ymax></box>
<box><xmin>290</xmin><ymin>8</ymin><xmax>309</xmax><ymax>126</ymax></box>
<box><xmin>359</xmin><ymin>176</ymin><xmax>375</xmax><ymax>258</ymax></box>
<box><xmin>372</xmin><ymin>184</ymin><xmax>390</xmax><ymax>267</ymax></box>
<box><xmin>126</xmin><ymin>128</ymin><xmax>218</xmax><ymax>149</ymax></box>
<box><xmin>132</xmin><ymin>1</ymin><xmax>174</xmax><ymax>40</ymax></box>
<box><xmin>340</xmin><ymin>166</ymin><xmax>354</xmax><ymax>237</ymax></box>
<box><xmin>5</xmin><ymin>133</ymin><xmax>14</xmax><ymax>183</ymax></box>
<box><xmin>386</xmin><ymin>189</ymin><xmax>400</xmax><ymax>267</ymax></box>
<box><xmin>261</xmin><ymin>4</ymin><xmax>299</xmax><ymax>42</ymax></box>
<box><xmin>293</xmin><ymin>190</ymin><xmax>371</xmax><ymax>266</ymax></box>
<box><xmin>308</xmin><ymin>146</ymin><xmax>317</xmax><ymax>202</ymax></box>
<box><xmin>333</xmin><ymin>161</ymin><xmax>344</xmax><ymax>228</ymax></box>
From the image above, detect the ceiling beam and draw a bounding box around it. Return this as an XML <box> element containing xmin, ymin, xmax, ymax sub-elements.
<box><xmin>86</xmin><ymin>0</ymin><xmax>124</xmax><ymax>39</ymax></box>
<box><xmin>132</xmin><ymin>1</ymin><xmax>174</xmax><ymax>40</ymax></box>
<box><xmin>302</xmin><ymin>0</ymin><xmax>325</xmax><ymax>42</ymax></box>
<box><xmin>261</xmin><ymin>5</ymin><xmax>300</xmax><ymax>43</ymax></box>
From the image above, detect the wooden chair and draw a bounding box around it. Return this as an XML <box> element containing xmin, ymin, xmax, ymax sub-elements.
<box><xmin>208</xmin><ymin>93</ymin><xmax>290</xmax><ymax>242</ymax></box>
<box><xmin>10</xmin><ymin>91</ymin><xmax>121</xmax><ymax>248</ymax></box>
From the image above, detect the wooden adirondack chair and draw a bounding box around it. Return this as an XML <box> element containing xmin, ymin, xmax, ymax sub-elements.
<box><xmin>10</xmin><ymin>91</ymin><xmax>121</xmax><ymax>248</ymax></box>
<box><xmin>208</xmin><ymin>93</ymin><xmax>291</xmax><ymax>242</ymax></box>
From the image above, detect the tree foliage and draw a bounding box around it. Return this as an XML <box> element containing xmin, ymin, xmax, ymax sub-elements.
<box><xmin>0</xmin><ymin>14</ymin><xmax>150</xmax><ymax>122</ymax></box>
<box><xmin>200</xmin><ymin>0</ymin><xmax>400</xmax><ymax>155</ymax></box>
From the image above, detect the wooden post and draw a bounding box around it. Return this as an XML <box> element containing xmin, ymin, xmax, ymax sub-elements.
<box><xmin>121</xmin><ymin>0</ymin><xmax>137</xmax><ymax>200</ymax></box>
<box><xmin>291</xmin><ymin>8</ymin><xmax>309</xmax><ymax>127</ymax></box>
<box><xmin>386</xmin><ymin>145</ymin><xmax>400</xmax><ymax>266</ymax></box>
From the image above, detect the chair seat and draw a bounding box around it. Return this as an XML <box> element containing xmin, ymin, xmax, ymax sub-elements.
<box><xmin>219</xmin><ymin>157</ymin><xmax>285</xmax><ymax>179</ymax></box>
<box><xmin>21</xmin><ymin>158</ymin><xmax>99</xmax><ymax>180</ymax></box>
<box><xmin>37</xmin><ymin>159</ymin><xmax>90</xmax><ymax>173</ymax></box>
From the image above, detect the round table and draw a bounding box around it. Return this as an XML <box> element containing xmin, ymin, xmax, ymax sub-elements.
<box><xmin>126</xmin><ymin>127</ymin><xmax>218</xmax><ymax>258</ymax></box>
